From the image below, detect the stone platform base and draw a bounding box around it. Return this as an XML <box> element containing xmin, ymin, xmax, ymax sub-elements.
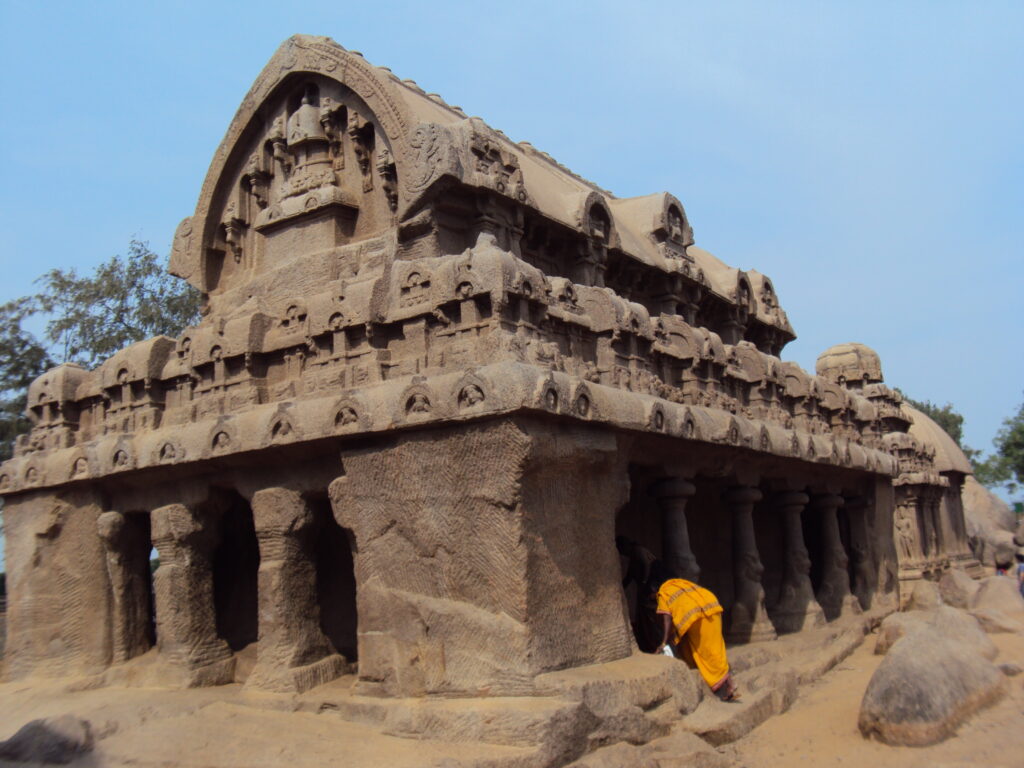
<box><xmin>0</xmin><ymin>612</ymin><xmax>884</xmax><ymax>767</ymax></box>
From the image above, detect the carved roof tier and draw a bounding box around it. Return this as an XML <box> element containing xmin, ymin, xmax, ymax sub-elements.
<box><xmin>169</xmin><ymin>35</ymin><xmax>793</xmax><ymax>346</ymax></box>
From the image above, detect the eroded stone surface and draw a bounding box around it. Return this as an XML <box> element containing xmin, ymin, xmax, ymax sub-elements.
<box><xmin>859</xmin><ymin>632</ymin><xmax>1006</xmax><ymax>746</ymax></box>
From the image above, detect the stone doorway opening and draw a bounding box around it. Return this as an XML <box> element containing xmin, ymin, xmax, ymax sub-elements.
<box><xmin>800</xmin><ymin>506</ymin><xmax>827</xmax><ymax>617</ymax></box>
<box><xmin>98</xmin><ymin>510</ymin><xmax>156</xmax><ymax>663</ymax></box>
<box><xmin>210</xmin><ymin>490</ymin><xmax>260</xmax><ymax>660</ymax></box>
<box><xmin>308</xmin><ymin>493</ymin><xmax>358</xmax><ymax>665</ymax></box>
<box><xmin>614</xmin><ymin>465</ymin><xmax>664</xmax><ymax>653</ymax></box>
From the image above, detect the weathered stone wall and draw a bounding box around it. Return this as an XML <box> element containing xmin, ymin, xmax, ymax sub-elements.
<box><xmin>330</xmin><ymin>417</ymin><xmax>632</xmax><ymax>696</ymax></box>
<box><xmin>3</xmin><ymin>489</ymin><xmax>113</xmax><ymax>680</ymax></box>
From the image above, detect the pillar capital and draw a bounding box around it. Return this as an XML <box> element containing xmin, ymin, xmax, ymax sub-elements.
<box><xmin>843</xmin><ymin>494</ymin><xmax>868</xmax><ymax>512</ymax></box>
<box><xmin>775</xmin><ymin>490</ymin><xmax>809</xmax><ymax>509</ymax></box>
<box><xmin>724</xmin><ymin>485</ymin><xmax>763</xmax><ymax>507</ymax></box>
<box><xmin>810</xmin><ymin>491</ymin><xmax>845</xmax><ymax>511</ymax></box>
<box><xmin>649</xmin><ymin>477</ymin><xmax>696</xmax><ymax>501</ymax></box>
<box><xmin>251</xmin><ymin>486</ymin><xmax>315</xmax><ymax>537</ymax></box>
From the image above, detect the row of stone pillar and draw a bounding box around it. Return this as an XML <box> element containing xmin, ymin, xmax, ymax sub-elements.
<box><xmin>97</xmin><ymin>487</ymin><xmax>344</xmax><ymax>691</ymax></box>
<box><xmin>649</xmin><ymin>480</ymin><xmax>873</xmax><ymax>642</ymax></box>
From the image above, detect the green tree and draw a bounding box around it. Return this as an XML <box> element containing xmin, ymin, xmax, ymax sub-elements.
<box><xmin>974</xmin><ymin>397</ymin><xmax>1024</xmax><ymax>494</ymax></box>
<box><xmin>35</xmin><ymin>239</ymin><xmax>202</xmax><ymax>369</ymax></box>
<box><xmin>0</xmin><ymin>298</ymin><xmax>53</xmax><ymax>461</ymax></box>
<box><xmin>0</xmin><ymin>241</ymin><xmax>201</xmax><ymax>460</ymax></box>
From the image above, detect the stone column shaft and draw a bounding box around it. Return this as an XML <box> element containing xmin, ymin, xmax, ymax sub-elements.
<box><xmin>246</xmin><ymin>487</ymin><xmax>340</xmax><ymax>693</ymax></box>
<box><xmin>151</xmin><ymin>502</ymin><xmax>234</xmax><ymax>685</ymax></box>
<box><xmin>97</xmin><ymin>511</ymin><xmax>152</xmax><ymax>663</ymax></box>
<box><xmin>844</xmin><ymin>497</ymin><xmax>876</xmax><ymax>610</ymax></box>
<box><xmin>770</xmin><ymin>491</ymin><xmax>825</xmax><ymax>633</ymax></box>
<box><xmin>724</xmin><ymin>486</ymin><xmax>776</xmax><ymax>643</ymax></box>
<box><xmin>650</xmin><ymin>478</ymin><xmax>699</xmax><ymax>582</ymax></box>
<box><xmin>812</xmin><ymin>492</ymin><xmax>860</xmax><ymax>619</ymax></box>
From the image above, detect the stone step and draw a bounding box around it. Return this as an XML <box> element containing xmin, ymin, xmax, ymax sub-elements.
<box><xmin>299</xmin><ymin>683</ymin><xmax>587</xmax><ymax>751</ymax></box>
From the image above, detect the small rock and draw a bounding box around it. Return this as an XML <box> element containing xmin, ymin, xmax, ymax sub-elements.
<box><xmin>938</xmin><ymin>570</ymin><xmax>979</xmax><ymax>609</ymax></box>
<box><xmin>969</xmin><ymin>608</ymin><xmax>1024</xmax><ymax>634</ymax></box>
<box><xmin>906</xmin><ymin>580</ymin><xmax>942</xmax><ymax>611</ymax></box>
<box><xmin>0</xmin><ymin>715</ymin><xmax>93</xmax><ymax>765</ymax></box>
<box><xmin>998</xmin><ymin>662</ymin><xmax>1022</xmax><ymax>677</ymax></box>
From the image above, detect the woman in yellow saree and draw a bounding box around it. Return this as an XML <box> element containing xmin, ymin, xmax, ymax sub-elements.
<box><xmin>654</xmin><ymin>576</ymin><xmax>740</xmax><ymax>701</ymax></box>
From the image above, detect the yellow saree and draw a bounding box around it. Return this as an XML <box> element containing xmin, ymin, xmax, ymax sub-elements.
<box><xmin>655</xmin><ymin>578</ymin><xmax>730</xmax><ymax>691</ymax></box>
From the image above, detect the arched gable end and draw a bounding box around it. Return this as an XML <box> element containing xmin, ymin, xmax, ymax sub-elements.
<box><xmin>171</xmin><ymin>36</ymin><xmax>418</xmax><ymax>296</ymax></box>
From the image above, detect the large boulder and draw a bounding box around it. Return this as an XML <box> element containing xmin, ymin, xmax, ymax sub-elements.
<box><xmin>874</xmin><ymin>606</ymin><xmax>996</xmax><ymax>660</ymax></box>
<box><xmin>938</xmin><ymin>570</ymin><xmax>979</xmax><ymax>609</ymax></box>
<box><xmin>969</xmin><ymin>575</ymin><xmax>1024</xmax><ymax>633</ymax></box>
<box><xmin>858</xmin><ymin>631</ymin><xmax>1006</xmax><ymax>746</ymax></box>
<box><xmin>971</xmin><ymin>575</ymin><xmax>1024</xmax><ymax>616</ymax></box>
<box><xmin>0</xmin><ymin>716</ymin><xmax>93</xmax><ymax>765</ymax></box>
<box><xmin>962</xmin><ymin>476</ymin><xmax>1016</xmax><ymax>565</ymax></box>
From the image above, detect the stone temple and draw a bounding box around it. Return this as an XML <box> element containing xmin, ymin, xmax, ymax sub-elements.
<box><xmin>0</xmin><ymin>36</ymin><xmax>980</xmax><ymax>703</ymax></box>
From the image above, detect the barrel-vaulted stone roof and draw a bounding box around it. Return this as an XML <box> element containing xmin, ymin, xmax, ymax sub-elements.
<box><xmin>904</xmin><ymin>404</ymin><xmax>974</xmax><ymax>476</ymax></box>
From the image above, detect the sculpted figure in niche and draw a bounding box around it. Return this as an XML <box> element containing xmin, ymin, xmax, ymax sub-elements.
<box><xmin>459</xmin><ymin>384</ymin><xmax>485</xmax><ymax>409</ymax></box>
<box><xmin>667</xmin><ymin>206</ymin><xmax>685</xmax><ymax>242</ymax></box>
<box><xmin>407</xmin><ymin>393</ymin><xmax>430</xmax><ymax>414</ymax></box>
<box><xmin>894</xmin><ymin>505</ymin><xmax>918</xmax><ymax>560</ymax></box>
<box><xmin>544</xmin><ymin>389</ymin><xmax>558</xmax><ymax>411</ymax></box>
<box><xmin>336</xmin><ymin>406</ymin><xmax>358</xmax><ymax>427</ymax></box>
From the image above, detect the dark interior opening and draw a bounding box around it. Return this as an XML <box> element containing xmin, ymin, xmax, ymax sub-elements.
<box><xmin>753</xmin><ymin>487</ymin><xmax>785</xmax><ymax>614</ymax></box>
<box><xmin>802</xmin><ymin>504</ymin><xmax>824</xmax><ymax>596</ymax></box>
<box><xmin>837</xmin><ymin>505</ymin><xmax>855</xmax><ymax>591</ymax></box>
<box><xmin>210</xmin><ymin>490</ymin><xmax>260</xmax><ymax>652</ymax></box>
<box><xmin>122</xmin><ymin>511</ymin><xmax>156</xmax><ymax>657</ymax></box>
<box><xmin>308</xmin><ymin>493</ymin><xmax>359</xmax><ymax>663</ymax></box>
<box><xmin>686</xmin><ymin>477</ymin><xmax>733</xmax><ymax>609</ymax></box>
<box><xmin>614</xmin><ymin>464</ymin><xmax>663</xmax><ymax>653</ymax></box>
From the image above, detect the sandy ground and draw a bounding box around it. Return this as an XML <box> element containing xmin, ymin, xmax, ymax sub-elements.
<box><xmin>729</xmin><ymin>631</ymin><xmax>1024</xmax><ymax>768</ymax></box>
<box><xmin>1</xmin><ymin>625</ymin><xmax>1023</xmax><ymax>766</ymax></box>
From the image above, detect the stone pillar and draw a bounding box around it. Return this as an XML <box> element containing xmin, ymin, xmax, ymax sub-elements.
<box><xmin>843</xmin><ymin>495</ymin><xmax>876</xmax><ymax>610</ymax></box>
<box><xmin>246</xmin><ymin>487</ymin><xmax>343</xmax><ymax>693</ymax></box>
<box><xmin>151</xmin><ymin>502</ymin><xmax>234</xmax><ymax>686</ymax></box>
<box><xmin>97</xmin><ymin>512</ymin><xmax>153</xmax><ymax>663</ymax></box>
<box><xmin>811</xmin><ymin>492</ymin><xmax>861</xmax><ymax>619</ymax></box>
<box><xmin>918</xmin><ymin>493</ymin><xmax>935</xmax><ymax>561</ymax></box>
<box><xmin>723</xmin><ymin>486</ymin><xmax>776</xmax><ymax>643</ymax></box>
<box><xmin>927</xmin><ymin>490</ymin><xmax>944</xmax><ymax>560</ymax></box>
<box><xmin>650</xmin><ymin>477</ymin><xmax>699</xmax><ymax>582</ymax></box>
<box><xmin>770</xmin><ymin>491</ymin><xmax>825</xmax><ymax>633</ymax></box>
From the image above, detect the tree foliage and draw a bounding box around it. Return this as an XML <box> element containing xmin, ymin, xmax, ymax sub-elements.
<box><xmin>0</xmin><ymin>299</ymin><xmax>53</xmax><ymax>461</ymax></box>
<box><xmin>974</xmin><ymin>397</ymin><xmax>1024</xmax><ymax>494</ymax></box>
<box><xmin>35</xmin><ymin>240</ymin><xmax>202</xmax><ymax>369</ymax></box>
<box><xmin>0</xmin><ymin>241</ymin><xmax>201</xmax><ymax>460</ymax></box>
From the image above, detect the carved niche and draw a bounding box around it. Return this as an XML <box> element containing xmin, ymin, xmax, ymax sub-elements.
<box><xmin>202</xmin><ymin>77</ymin><xmax>399</xmax><ymax>295</ymax></box>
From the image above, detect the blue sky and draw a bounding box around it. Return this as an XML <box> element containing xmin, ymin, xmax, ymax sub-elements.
<box><xmin>0</xmin><ymin>1</ymin><xmax>1021</xmax><ymax>460</ymax></box>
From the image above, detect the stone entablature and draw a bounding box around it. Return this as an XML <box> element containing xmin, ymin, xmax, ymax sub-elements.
<box><xmin>1</xmin><ymin>360</ymin><xmax>898</xmax><ymax>495</ymax></box>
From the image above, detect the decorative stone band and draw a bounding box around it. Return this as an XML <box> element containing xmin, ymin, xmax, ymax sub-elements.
<box><xmin>0</xmin><ymin>361</ymin><xmax>897</xmax><ymax>496</ymax></box>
